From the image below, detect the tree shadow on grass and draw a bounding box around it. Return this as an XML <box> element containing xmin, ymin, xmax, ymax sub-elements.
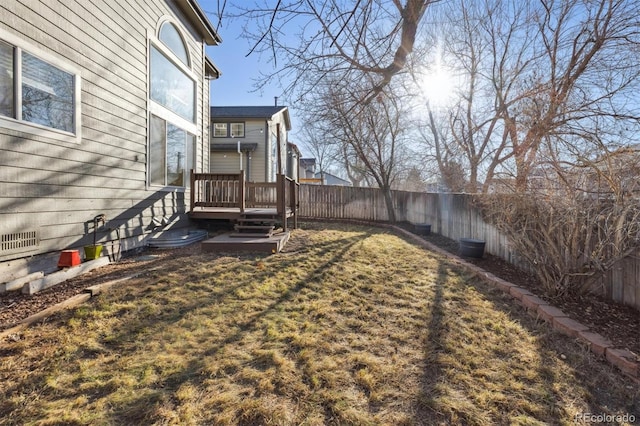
<box><xmin>414</xmin><ymin>257</ymin><xmax>639</xmax><ymax>425</ymax></box>
<box><xmin>41</xmin><ymin>231</ymin><xmax>371</xmax><ymax>424</ymax></box>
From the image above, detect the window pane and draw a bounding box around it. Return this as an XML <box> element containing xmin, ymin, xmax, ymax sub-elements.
<box><xmin>159</xmin><ymin>22</ymin><xmax>189</xmax><ymax>66</ymax></box>
<box><xmin>0</xmin><ymin>40</ymin><xmax>13</xmax><ymax>118</ymax></box>
<box><xmin>213</xmin><ymin>122</ymin><xmax>227</xmax><ymax>137</ymax></box>
<box><xmin>167</xmin><ymin>123</ymin><xmax>186</xmax><ymax>186</ymax></box>
<box><xmin>150</xmin><ymin>115</ymin><xmax>166</xmax><ymax>186</ymax></box>
<box><xmin>231</xmin><ymin>123</ymin><xmax>244</xmax><ymax>137</ymax></box>
<box><xmin>22</xmin><ymin>52</ymin><xmax>74</xmax><ymax>133</ymax></box>
<box><xmin>150</xmin><ymin>45</ymin><xmax>195</xmax><ymax>122</ymax></box>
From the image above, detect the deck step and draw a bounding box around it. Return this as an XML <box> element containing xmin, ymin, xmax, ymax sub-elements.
<box><xmin>234</xmin><ymin>225</ymin><xmax>275</xmax><ymax>232</ymax></box>
<box><xmin>236</xmin><ymin>224</ymin><xmax>276</xmax><ymax>231</ymax></box>
<box><xmin>229</xmin><ymin>232</ymin><xmax>274</xmax><ymax>238</ymax></box>
<box><xmin>237</xmin><ymin>218</ymin><xmax>278</xmax><ymax>225</ymax></box>
<box><xmin>202</xmin><ymin>231</ymin><xmax>291</xmax><ymax>254</ymax></box>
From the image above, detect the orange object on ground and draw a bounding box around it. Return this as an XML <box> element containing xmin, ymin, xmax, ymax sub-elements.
<box><xmin>58</xmin><ymin>250</ymin><xmax>81</xmax><ymax>268</ymax></box>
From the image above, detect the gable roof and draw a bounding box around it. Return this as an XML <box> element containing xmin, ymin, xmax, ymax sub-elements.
<box><xmin>211</xmin><ymin>106</ymin><xmax>292</xmax><ymax>130</ymax></box>
<box><xmin>175</xmin><ymin>0</ymin><xmax>222</xmax><ymax>45</ymax></box>
<box><xmin>315</xmin><ymin>171</ymin><xmax>351</xmax><ymax>186</ymax></box>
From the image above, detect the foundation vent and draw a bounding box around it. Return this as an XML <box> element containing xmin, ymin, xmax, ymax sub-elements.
<box><xmin>1</xmin><ymin>231</ymin><xmax>39</xmax><ymax>253</ymax></box>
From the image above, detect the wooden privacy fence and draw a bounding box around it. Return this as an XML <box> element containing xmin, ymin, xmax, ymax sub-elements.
<box><xmin>298</xmin><ymin>184</ymin><xmax>640</xmax><ymax>311</ymax></box>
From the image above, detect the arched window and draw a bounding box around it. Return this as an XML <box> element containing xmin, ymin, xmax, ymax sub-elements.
<box><xmin>148</xmin><ymin>19</ymin><xmax>197</xmax><ymax>188</ymax></box>
<box><xmin>159</xmin><ymin>22</ymin><xmax>189</xmax><ymax>66</ymax></box>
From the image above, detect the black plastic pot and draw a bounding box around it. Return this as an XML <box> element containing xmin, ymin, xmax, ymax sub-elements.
<box><xmin>414</xmin><ymin>223</ymin><xmax>431</xmax><ymax>236</ymax></box>
<box><xmin>459</xmin><ymin>238</ymin><xmax>485</xmax><ymax>258</ymax></box>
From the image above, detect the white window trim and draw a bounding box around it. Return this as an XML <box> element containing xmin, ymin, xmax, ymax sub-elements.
<box><xmin>0</xmin><ymin>28</ymin><xmax>81</xmax><ymax>143</ymax></box>
<box><xmin>230</xmin><ymin>122</ymin><xmax>245</xmax><ymax>138</ymax></box>
<box><xmin>157</xmin><ymin>18</ymin><xmax>192</xmax><ymax>67</ymax></box>
<box><xmin>213</xmin><ymin>122</ymin><xmax>227</xmax><ymax>138</ymax></box>
<box><xmin>147</xmin><ymin>28</ymin><xmax>199</xmax><ymax>190</ymax></box>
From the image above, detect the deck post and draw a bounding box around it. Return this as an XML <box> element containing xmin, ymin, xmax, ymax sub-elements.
<box><xmin>239</xmin><ymin>172</ymin><xmax>245</xmax><ymax>213</ymax></box>
<box><xmin>190</xmin><ymin>169</ymin><xmax>195</xmax><ymax>212</ymax></box>
<box><xmin>276</xmin><ymin>174</ymin><xmax>286</xmax><ymax>231</ymax></box>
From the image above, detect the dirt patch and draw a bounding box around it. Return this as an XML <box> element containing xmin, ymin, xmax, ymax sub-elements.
<box><xmin>0</xmin><ymin>246</ymin><xmax>200</xmax><ymax>331</ymax></box>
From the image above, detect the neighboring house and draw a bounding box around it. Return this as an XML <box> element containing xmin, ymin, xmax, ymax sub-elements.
<box><xmin>210</xmin><ymin>106</ymin><xmax>292</xmax><ymax>182</ymax></box>
<box><xmin>299</xmin><ymin>158</ymin><xmax>319</xmax><ymax>183</ymax></box>
<box><xmin>314</xmin><ymin>172</ymin><xmax>351</xmax><ymax>186</ymax></box>
<box><xmin>582</xmin><ymin>145</ymin><xmax>640</xmax><ymax>197</ymax></box>
<box><xmin>0</xmin><ymin>1</ymin><xmax>221</xmax><ymax>278</ymax></box>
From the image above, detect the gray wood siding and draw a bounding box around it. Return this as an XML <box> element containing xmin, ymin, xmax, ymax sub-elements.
<box><xmin>0</xmin><ymin>0</ymin><xmax>211</xmax><ymax>264</ymax></box>
<box><xmin>210</xmin><ymin>152</ymin><xmax>242</xmax><ymax>174</ymax></box>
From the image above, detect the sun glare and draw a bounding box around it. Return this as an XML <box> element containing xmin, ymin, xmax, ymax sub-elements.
<box><xmin>421</xmin><ymin>66</ymin><xmax>454</xmax><ymax>107</ymax></box>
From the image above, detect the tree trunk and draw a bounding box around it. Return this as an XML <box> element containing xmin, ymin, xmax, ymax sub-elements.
<box><xmin>382</xmin><ymin>186</ymin><xmax>396</xmax><ymax>223</ymax></box>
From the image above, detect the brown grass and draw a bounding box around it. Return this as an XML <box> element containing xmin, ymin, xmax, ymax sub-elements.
<box><xmin>0</xmin><ymin>222</ymin><xmax>637</xmax><ymax>425</ymax></box>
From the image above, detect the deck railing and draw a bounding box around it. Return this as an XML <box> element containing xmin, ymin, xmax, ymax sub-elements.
<box><xmin>278</xmin><ymin>174</ymin><xmax>300</xmax><ymax>230</ymax></box>
<box><xmin>190</xmin><ymin>172</ymin><xmax>246</xmax><ymax>211</ymax></box>
<box><xmin>190</xmin><ymin>171</ymin><xmax>299</xmax><ymax>229</ymax></box>
<box><xmin>246</xmin><ymin>182</ymin><xmax>278</xmax><ymax>208</ymax></box>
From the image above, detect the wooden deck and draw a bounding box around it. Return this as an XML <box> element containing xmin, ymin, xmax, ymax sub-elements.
<box><xmin>188</xmin><ymin>172</ymin><xmax>298</xmax><ymax>253</ymax></box>
<box><xmin>189</xmin><ymin>207</ymin><xmax>293</xmax><ymax>221</ymax></box>
<box><xmin>189</xmin><ymin>172</ymin><xmax>298</xmax><ymax>231</ymax></box>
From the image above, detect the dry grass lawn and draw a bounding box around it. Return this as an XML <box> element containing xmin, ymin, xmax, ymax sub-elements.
<box><xmin>0</xmin><ymin>222</ymin><xmax>637</xmax><ymax>425</ymax></box>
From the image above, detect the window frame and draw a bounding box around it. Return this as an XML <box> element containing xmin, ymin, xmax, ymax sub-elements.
<box><xmin>0</xmin><ymin>28</ymin><xmax>81</xmax><ymax>143</ymax></box>
<box><xmin>230</xmin><ymin>122</ymin><xmax>245</xmax><ymax>138</ymax></box>
<box><xmin>212</xmin><ymin>121</ymin><xmax>246</xmax><ymax>138</ymax></box>
<box><xmin>149</xmin><ymin>41</ymin><xmax>197</xmax><ymax>123</ymax></box>
<box><xmin>213</xmin><ymin>122</ymin><xmax>227</xmax><ymax>138</ymax></box>
<box><xmin>149</xmin><ymin>113</ymin><xmax>196</xmax><ymax>187</ymax></box>
<box><xmin>158</xmin><ymin>21</ymin><xmax>191</xmax><ymax>67</ymax></box>
<box><xmin>147</xmin><ymin>24</ymin><xmax>199</xmax><ymax>190</ymax></box>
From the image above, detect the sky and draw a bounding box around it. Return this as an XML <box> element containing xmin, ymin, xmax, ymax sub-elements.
<box><xmin>203</xmin><ymin>11</ymin><xmax>305</xmax><ymax>152</ymax></box>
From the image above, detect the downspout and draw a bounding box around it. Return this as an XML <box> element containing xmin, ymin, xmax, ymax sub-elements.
<box><xmin>264</xmin><ymin>119</ymin><xmax>270</xmax><ymax>181</ymax></box>
<box><xmin>277</xmin><ymin>123</ymin><xmax>282</xmax><ymax>175</ymax></box>
<box><xmin>201</xmin><ymin>43</ymin><xmax>206</xmax><ymax>173</ymax></box>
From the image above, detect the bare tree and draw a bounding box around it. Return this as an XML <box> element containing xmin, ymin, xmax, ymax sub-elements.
<box><xmin>316</xmin><ymin>81</ymin><xmax>409</xmax><ymax>221</ymax></box>
<box><xmin>299</xmin><ymin>118</ymin><xmax>337</xmax><ymax>183</ymax></box>
<box><xmin>216</xmin><ymin>0</ymin><xmax>438</xmax><ymax>106</ymax></box>
<box><xmin>418</xmin><ymin>103</ymin><xmax>467</xmax><ymax>191</ymax></box>
<box><xmin>418</xmin><ymin>0</ymin><xmax>640</xmax><ymax>192</ymax></box>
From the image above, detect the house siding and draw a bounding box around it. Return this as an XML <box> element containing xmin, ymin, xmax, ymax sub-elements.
<box><xmin>210</xmin><ymin>120</ymin><xmax>270</xmax><ymax>181</ymax></box>
<box><xmin>210</xmin><ymin>112</ymin><xmax>290</xmax><ymax>182</ymax></box>
<box><xmin>0</xmin><ymin>1</ymin><xmax>214</xmax><ymax>275</ymax></box>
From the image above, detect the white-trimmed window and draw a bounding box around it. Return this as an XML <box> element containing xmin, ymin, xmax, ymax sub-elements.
<box><xmin>230</xmin><ymin>122</ymin><xmax>245</xmax><ymax>137</ymax></box>
<box><xmin>150</xmin><ymin>114</ymin><xmax>194</xmax><ymax>187</ymax></box>
<box><xmin>212</xmin><ymin>122</ymin><xmax>245</xmax><ymax>138</ymax></box>
<box><xmin>0</xmin><ymin>31</ymin><xmax>80</xmax><ymax>140</ymax></box>
<box><xmin>213</xmin><ymin>122</ymin><xmax>227</xmax><ymax>137</ymax></box>
<box><xmin>148</xmin><ymin>20</ymin><xmax>198</xmax><ymax>188</ymax></box>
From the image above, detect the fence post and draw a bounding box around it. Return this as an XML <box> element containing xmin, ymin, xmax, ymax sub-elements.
<box><xmin>292</xmin><ymin>181</ymin><xmax>299</xmax><ymax>229</ymax></box>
